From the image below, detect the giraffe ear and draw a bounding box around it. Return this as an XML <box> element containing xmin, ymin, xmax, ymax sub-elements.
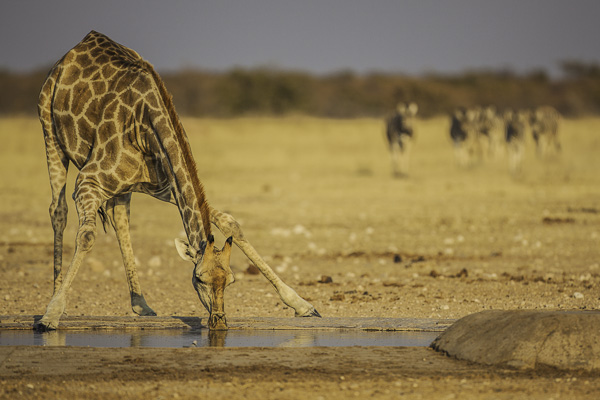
<box><xmin>174</xmin><ymin>238</ymin><xmax>197</xmax><ymax>262</ymax></box>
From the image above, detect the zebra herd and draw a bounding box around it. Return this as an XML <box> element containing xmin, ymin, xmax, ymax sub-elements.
<box><xmin>385</xmin><ymin>103</ymin><xmax>561</xmax><ymax>176</ymax></box>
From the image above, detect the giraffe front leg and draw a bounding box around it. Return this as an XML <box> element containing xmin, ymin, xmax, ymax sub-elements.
<box><xmin>35</xmin><ymin>191</ymin><xmax>101</xmax><ymax>331</ymax></box>
<box><xmin>210</xmin><ymin>207</ymin><xmax>321</xmax><ymax>318</ymax></box>
<box><xmin>44</xmin><ymin>134</ymin><xmax>70</xmax><ymax>295</ymax></box>
<box><xmin>104</xmin><ymin>195</ymin><xmax>156</xmax><ymax>316</ymax></box>
<box><xmin>50</xmin><ymin>185</ymin><xmax>68</xmax><ymax>295</ymax></box>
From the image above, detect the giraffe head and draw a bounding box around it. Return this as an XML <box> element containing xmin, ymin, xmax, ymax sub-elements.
<box><xmin>175</xmin><ymin>235</ymin><xmax>235</xmax><ymax>330</ymax></box>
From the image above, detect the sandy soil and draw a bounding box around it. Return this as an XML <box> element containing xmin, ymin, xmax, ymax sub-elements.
<box><xmin>1</xmin><ymin>116</ymin><xmax>599</xmax><ymax>398</ymax></box>
<box><xmin>2</xmin><ymin>346</ymin><xmax>599</xmax><ymax>400</ymax></box>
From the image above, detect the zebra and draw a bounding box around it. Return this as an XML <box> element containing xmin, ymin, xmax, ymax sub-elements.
<box><xmin>450</xmin><ymin>107</ymin><xmax>479</xmax><ymax>167</ymax></box>
<box><xmin>530</xmin><ymin>106</ymin><xmax>560</xmax><ymax>157</ymax></box>
<box><xmin>504</xmin><ymin>109</ymin><xmax>528</xmax><ymax>175</ymax></box>
<box><xmin>385</xmin><ymin>102</ymin><xmax>418</xmax><ymax>177</ymax></box>
<box><xmin>475</xmin><ymin>105</ymin><xmax>502</xmax><ymax>158</ymax></box>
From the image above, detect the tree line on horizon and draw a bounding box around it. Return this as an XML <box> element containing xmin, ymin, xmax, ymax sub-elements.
<box><xmin>1</xmin><ymin>60</ymin><xmax>599</xmax><ymax>119</ymax></box>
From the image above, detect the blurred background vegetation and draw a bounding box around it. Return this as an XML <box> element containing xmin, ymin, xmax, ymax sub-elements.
<box><xmin>2</xmin><ymin>60</ymin><xmax>599</xmax><ymax>118</ymax></box>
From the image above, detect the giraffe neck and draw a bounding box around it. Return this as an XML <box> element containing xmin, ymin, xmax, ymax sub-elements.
<box><xmin>172</xmin><ymin>183</ymin><xmax>210</xmax><ymax>250</ymax></box>
<box><xmin>143</xmin><ymin>65</ymin><xmax>212</xmax><ymax>251</ymax></box>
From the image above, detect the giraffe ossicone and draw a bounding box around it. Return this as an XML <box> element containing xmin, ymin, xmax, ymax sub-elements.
<box><xmin>35</xmin><ymin>30</ymin><xmax>320</xmax><ymax>331</ymax></box>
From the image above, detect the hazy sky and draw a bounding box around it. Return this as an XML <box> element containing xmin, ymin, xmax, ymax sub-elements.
<box><xmin>1</xmin><ymin>0</ymin><xmax>599</xmax><ymax>77</ymax></box>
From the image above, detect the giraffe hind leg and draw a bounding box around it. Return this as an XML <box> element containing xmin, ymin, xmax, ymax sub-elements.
<box><xmin>104</xmin><ymin>194</ymin><xmax>156</xmax><ymax>316</ymax></box>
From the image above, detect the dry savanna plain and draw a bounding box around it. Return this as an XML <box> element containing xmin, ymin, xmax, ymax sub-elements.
<box><xmin>1</xmin><ymin>116</ymin><xmax>599</xmax><ymax>398</ymax></box>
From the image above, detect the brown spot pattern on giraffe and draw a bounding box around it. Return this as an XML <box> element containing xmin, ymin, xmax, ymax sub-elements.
<box><xmin>39</xmin><ymin>30</ymin><xmax>212</xmax><ymax>244</ymax></box>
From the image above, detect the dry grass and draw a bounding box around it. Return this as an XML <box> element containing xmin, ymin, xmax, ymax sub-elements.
<box><xmin>1</xmin><ymin>116</ymin><xmax>599</xmax><ymax>320</ymax></box>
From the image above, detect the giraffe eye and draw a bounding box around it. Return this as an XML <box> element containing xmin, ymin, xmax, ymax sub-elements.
<box><xmin>193</xmin><ymin>273</ymin><xmax>204</xmax><ymax>284</ymax></box>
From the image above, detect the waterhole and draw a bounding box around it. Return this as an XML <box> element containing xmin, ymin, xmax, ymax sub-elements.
<box><xmin>0</xmin><ymin>329</ymin><xmax>439</xmax><ymax>348</ymax></box>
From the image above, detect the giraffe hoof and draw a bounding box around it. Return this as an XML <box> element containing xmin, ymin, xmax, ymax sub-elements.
<box><xmin>132</xmin><ymin>306</ymin><xmax>157</xmax><ymax>317</ymax></box>
<box><xmin>297</xmin><ymin>308</ymin><xmax>322</xmax><ymax>318</ymax></box>
<box><xmin>33</xmin><ymin>320</ymin><xmax>57</xmax><ymax>332</ymax></box>
<box><xmin>131</xmin><ymin>294</ymin><xmax>156</xmax><ymax>316</ymax></box>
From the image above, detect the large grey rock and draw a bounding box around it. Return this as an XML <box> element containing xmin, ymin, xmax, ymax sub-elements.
<box><xmin>431</xmin><ymin>310</ymin><xmax>600</xmax><ymax>371</ymax></box>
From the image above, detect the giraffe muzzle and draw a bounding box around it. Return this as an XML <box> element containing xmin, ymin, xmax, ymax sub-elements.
<box><xmin>209</xmin><ymin>312</ymin><xmax>228</xmax><ymax>330</ymax></box>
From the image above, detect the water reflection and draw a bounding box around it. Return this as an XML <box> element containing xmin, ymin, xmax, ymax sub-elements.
<box><xmin>209</xmin><ymin>330</ymin><xmax>227</xmax><ymax>347</ymax></box>
<box><xmin>276</xmin><ymin>331</ymin><xmax>317</xmax><ymax>347</ymax></box>
<box><xmin>0</xmin><ymin>329</ymin><xmax>439</xmax><ymax>348</ymax></box>
<box><xmin>41</xmin><ymin>330</ymin><xmax>66</xmax><ymax>346</ymax></box>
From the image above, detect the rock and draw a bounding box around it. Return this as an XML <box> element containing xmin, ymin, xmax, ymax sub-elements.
<box><xmin>318</xmin><ymin>275</ymin><xmax>333</xmax><ymax>284</ymax></box>
<box><xmin>431</xmin><ymin>310</ymin><xmax>600</xmax><ymax>371</ymax></box>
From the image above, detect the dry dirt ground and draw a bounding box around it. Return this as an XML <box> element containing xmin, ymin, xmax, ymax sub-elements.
<box><xmin>1</xmin><ymin>116</ymin><xmax>599</xmax><ymax>398</ymax></box>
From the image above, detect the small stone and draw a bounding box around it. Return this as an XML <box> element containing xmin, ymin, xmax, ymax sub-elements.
<box><xmin>318</xmin><ymin>275</ymin><xmax>333</xmax><ymax>284</ymax></box>
<box><xmin>573</xmin><ymin>292</ymin><xmax>584</xmax><ymax>299</ymax></box>
<box><xmin>455</xmin><ymin>268</ymin><xmax>469</xmax><ymax>278</ymax></box>
<box><xmin>148</xmin><ymin>256</ymin><xmax>162</xmax><ymax>268</ymax></box>
<box><xmin>292</xmin><ymin>224</ymin><xmax>309</xmax><ymax>236</ymax></box>
<box><xmin>275</xmin><ymin>265</ymin><xmax>287</xmax><ymax>273</ymax></box>
<box><xmin>245</xmin><ymin>264</ymin><xmax>260</xmax><ymax>275</ymax></box>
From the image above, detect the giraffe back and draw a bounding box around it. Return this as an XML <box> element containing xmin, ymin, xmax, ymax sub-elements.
<box><xmin>38</xmin><ymin>31</ymin><xmax>212</xmax><ymax>240</ymax></box>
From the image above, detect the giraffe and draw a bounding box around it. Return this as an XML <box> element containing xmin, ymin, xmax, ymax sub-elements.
<box><xmin>35</xmin><ymin>30</ymin><xmax>320</xmax><ymax>331</ymax></box>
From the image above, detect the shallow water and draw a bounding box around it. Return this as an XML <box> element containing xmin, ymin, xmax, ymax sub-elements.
<box><xmin>0</xmin><ymin>329</ymin><xmax>439</xmax><ymax>348</ymax></box>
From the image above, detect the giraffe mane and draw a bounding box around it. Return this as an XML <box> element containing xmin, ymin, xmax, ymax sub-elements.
<box><xmin>143</xmin><ymin>62</ymin><xmax>212</xmax><ymax>242</ymax></box>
